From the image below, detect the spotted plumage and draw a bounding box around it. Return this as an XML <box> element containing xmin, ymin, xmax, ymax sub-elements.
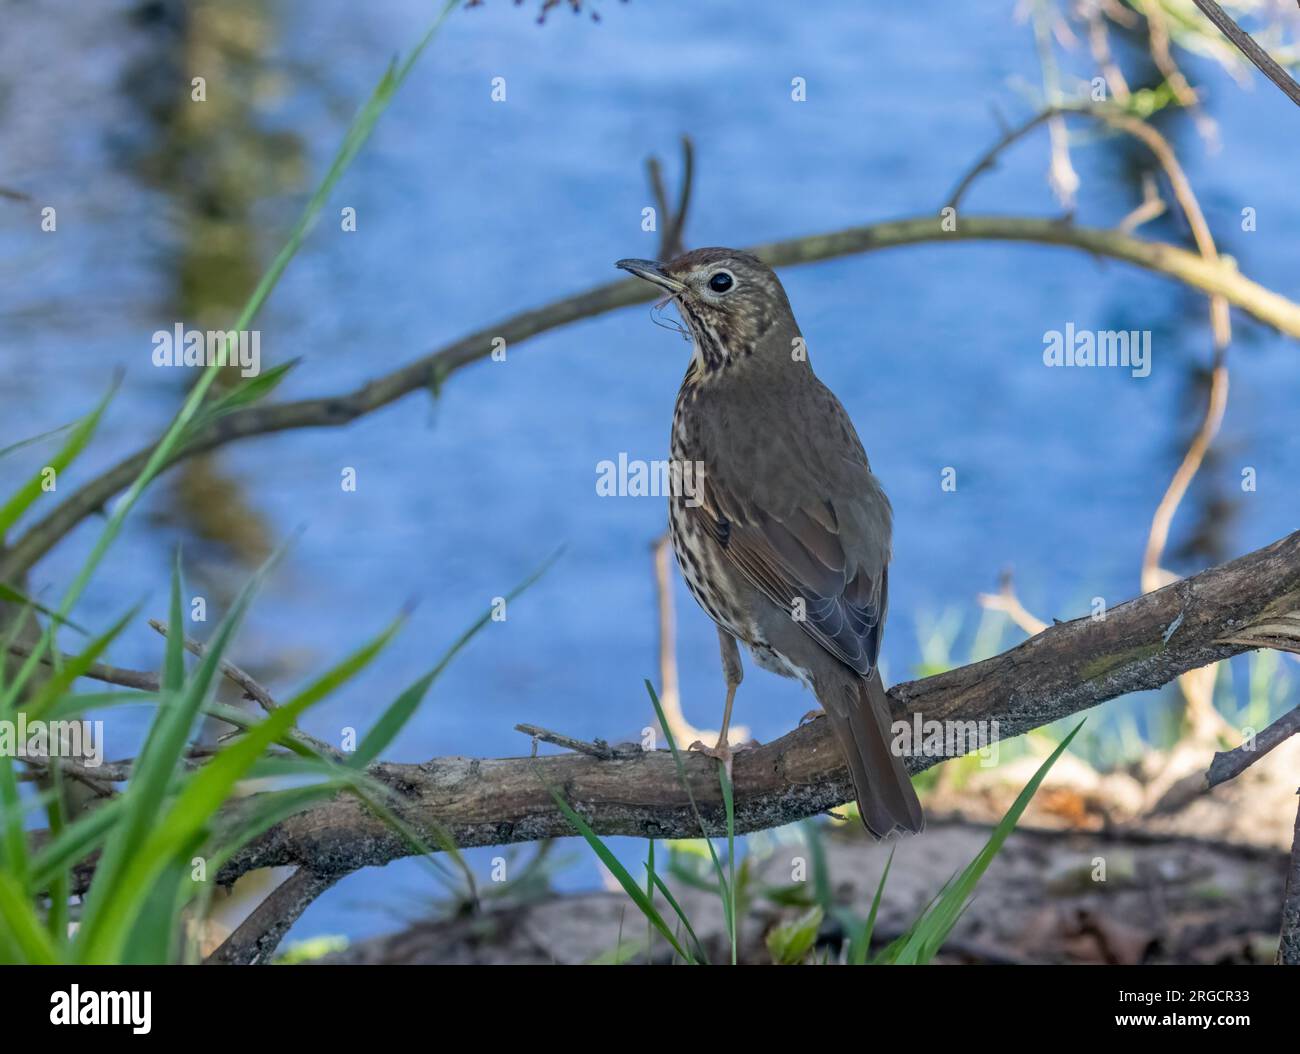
<box><xmin>617</xmin><ymin>248</ymin><xmax>924</xmax><ymax>838</ymax></box>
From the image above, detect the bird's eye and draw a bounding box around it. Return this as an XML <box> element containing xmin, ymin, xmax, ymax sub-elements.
<box><xmin>708</xmin><ymin>271</ymin><xmax>734</xmax><ymax>293</ymax></box>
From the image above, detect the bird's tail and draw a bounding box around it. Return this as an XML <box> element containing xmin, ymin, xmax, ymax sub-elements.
<box><xmin>821</xmin><ymin>671</ymin><xmax>924</xmax><ymax>839</ymax></box>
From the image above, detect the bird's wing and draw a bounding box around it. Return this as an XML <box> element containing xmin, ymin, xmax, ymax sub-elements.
<box><xmin>689</xmin><ymin>451</ymin><xmax>890</xmax><ymax>679</ymax></box>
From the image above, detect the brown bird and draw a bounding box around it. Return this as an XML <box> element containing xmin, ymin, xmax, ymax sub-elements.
<box><xmin>617</xmin><ymin>248</ymin><xmax>923</xmax><ymax>838</ymax></box>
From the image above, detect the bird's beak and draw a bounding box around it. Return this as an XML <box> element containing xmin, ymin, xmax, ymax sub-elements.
<box><xmin>616</xmin><ymin>258</ymin><xmax>685</xmax><ymax>294</ymax></box>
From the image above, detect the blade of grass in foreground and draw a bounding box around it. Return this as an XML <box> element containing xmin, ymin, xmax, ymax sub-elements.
<box><xmin>718</xmin><ymin>760</ymin><xmax>737</xmax><ymax>965</ymax></box>
<box><xmin>0</xmin><ymin>419</ymin><xmax>78</xmax><ymax>461</ymax></box>
<box><xmin>888</xmin><ymin>719</ymin><xmax>1085</xmax><ymax>965</ymax></box>
<box><xmin>0</xmin><ymin>380</ymin><xmax>115</xmax><ymax>538</ymax></box>
<box><xmin>845</xmin><ymin>845</ymin><xmax>893</xmax><ymax>965</ymax></box>
<box><xmin>645</xmin><ymin>865</ymin><xmax>708</xmax><ymax>965</ymax></box>
<box><xmin>644</xmin><ymin>681</ymin><xmax>735</xmax><ymax>953</ymax></box>
<box><xmin>0</xmin><ymin>584</ymin><xmax>87</xmax><ymax>635</ymax></box>
<box><xmin>73</xmin><ymin>552</ymin><xmax>277</xmax><ymax>958</ymax></box>
<box><xmin>545</xmin><ymin>785</ymin><xmax>698</xmax><ymax>964</ymax></box>
<box><xmin>79</xmin><ymin>613</ymin><xmax>405</xmax><ymax>962</ymax></box>
<box><xmin>801</xmin><ymin>818</ymin><xmax>834</xmax><ymax>912</ymax></box>
<box><xmin>349</xmin><ymin>548</ymin><xmax>561</xmax><ymax>768</ymax></box>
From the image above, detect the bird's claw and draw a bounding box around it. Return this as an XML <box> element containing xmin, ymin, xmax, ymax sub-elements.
<box><xmin>798</xmin><ymin>708</ymin><xmax>825</xmax><ymax>726</ymax></box>
<box><xmin>688</xmin><ymin>737</ymin><xmax>759</xmax><ymax>779</ymax></box>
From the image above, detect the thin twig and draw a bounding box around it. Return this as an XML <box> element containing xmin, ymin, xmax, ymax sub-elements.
<box><xmin>1116</xmin><ymin>172</ymin><xmax>1166</xmax><ymax>233</ymax></box>
<box><xmin>1190</xmin><ymin>0</ymin><xmax>1300</xmax><ymax>109</ymax></box>
<box><xmin>1206</xmin><ymin>705</ymin><xmax>1300</xmax><ymax>790</ymax></box>
<box><xmin>664</xmin><ymin>135</ymin><xmax>694</xmax><ymax>260</ymax></box>
<box><xmin>147</xmin><ymin>618</ymin><xmax>278</xmax><ymax>712</ymax></box>
<box><xmin>1085</xmin><ymin>5</ymin><xmax>1130</xmax><ymax>103</ymax></box>
<box><xmin>514</xmin><ymin>723</ymin><xmax>634</xmax><ymax>760</ymax></box>
<box><xmin>6</xmin><ymin>637</ymin><xmax>338</xmax><ymax>759</ymax></box>
<box><xmin>1144</xmin><ymin>0</ymin><xmax>1201</xmax><ymax>110</ymax></box>
<box><xmin>1140</xmin><ymin>357</ymin><xmax>1229</xmax><ymax>594</ymax></box>
<box><xmin>1030</xmin><ymin>1</ymin><xmax>1080</xmax><ymax>207</ymax></box>
<box><xmin>17</xmin><ymin>745</ymin><xmax>234</xmax><ymax>785</ymax></box>
<box><xmin>647</xmin><ymin>136</ymin><xmax>694</xmax><ymax>261</ymax></box>
<box><xmin>6</xmin><ymin>639</ymin><xmax>159</xmax><ymax>692</ymax></box>
<box><xmin>977</xmin><ymin>569</ymin><xmax>1049</xmax><ymax>636</ymax></box>
<box><xmin>948</xmin><ymin>104</ymin><xmax>1231</xmax><ymax>332</ymax></box>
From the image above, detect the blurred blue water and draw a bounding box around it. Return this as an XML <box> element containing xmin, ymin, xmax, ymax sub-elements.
<box><xmin>2</xmin><ymin>0</ymin><xmax>1297</xmax><ymax>944</ymax></box>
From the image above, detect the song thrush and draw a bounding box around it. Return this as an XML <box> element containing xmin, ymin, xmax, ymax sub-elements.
<box><xmin>617</xmin><ymin>248</ymin><xmax>924</xmax><ymax>838</ymax></box>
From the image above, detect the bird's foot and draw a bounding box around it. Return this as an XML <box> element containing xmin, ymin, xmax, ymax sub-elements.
<box><xmin>798</xmin><ymin>708</ymin><xmax>825</xmax><ymax>726</ymax></box>
<box><xmin>688</xmin><ymin>737</ymin><xmax>759</xmax><ymax>780</ymax></box>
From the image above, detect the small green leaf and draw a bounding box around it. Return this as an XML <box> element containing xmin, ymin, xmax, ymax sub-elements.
<box><xmin>193</xmin><ymin>359</ymin><xmax>300</xmax><ymax>425</ymax></box>
<box><xmin>766</xmin><ymin>905</ymin><xmax>824</xmax><ymax>965</ymax></box>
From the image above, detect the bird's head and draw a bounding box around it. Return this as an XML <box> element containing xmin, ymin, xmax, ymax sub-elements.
<box><xmin>616</xmin><ymin>248</ymin><xmax>799</xmax><ymax>374</ymax></box>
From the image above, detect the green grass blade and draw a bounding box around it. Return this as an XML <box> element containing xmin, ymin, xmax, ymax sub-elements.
<box><xmin>163</xmin><ymin>551</ymin><xmax>185</xmax><ymax>693</ymax></box>
<box><xmin>0</xmin><ymin>873</ymin><xmax>58</xmax><ymax>964</ymax></box>
<box><xmin>43</xmin><ymin>762</ymin><xmax>70</xmax><ymax>941</ymax></box>
<box><xmin>766</xmin><ymin>904</ymin><xmax>824</xmax><ymax>965</ymax></box>
<box><xmin>349</xmin><ymin>549</ymin><xmax>558</xmax><ymax>769</ymax></box>
<box><xmin>845</xmin><ymin>845</ymin><xmax>894</xmax><ymax>964</ymax></box>
<box><xmin>21</xmin><ymin>604</ymin><xmax>139</xmax><ymax>723</ymax></box>
<box><xmin>78</xmin><ymin>614</ymin><xmax>403</xmax><ymax>962</ymax></box>
<box><xmin>0</xmin><ymin>755</ymin><xmax>25</xmax><ymax>886</ymax></box>
<box><xmin>719</xmin><ymin>761</ymin><xmax>738</xmax><ymax>964</ymax></box>
<box><xmin>191</xmin><ymin>359</ymin><xmax>300</xmax><ymax>426</ymax></box>
<box><xmin>801</xmin><ymin>819</ymin><xmax>834</xmax><ymax>912</ymax></box>
<box><xmin>645</xmin><ymin>837</ymin><xmax>654</xmax><ymax>965</ymax></box>
<box><xmin>73</xmin><ymin>556</ymin><xmax>274</xmax><ymax>957</ymax></box>
<box><xmin>0</xmin><ymin>381</ymin><xmax>115</xmax><ymax>538</ymax></box>
<box><xmin>120</xmin><ymin>858</ymin><xmax>189</xmax><ymax>964</ymax></box>
<box><xmin>0</xmin><ymin>583</ymin><xmax>87</xmax><ymax>634</ymax></box>
<box><xmin>29</xmin><ymin>797</ymin><xmax>126</xmax><ymax>892</ymax></box>
<box><xmin>644</xmin><ymin>681</ymin><xmax>734</xmax><ymax>943</ymax></box>
<box><xmin>0</xmin><ymin>419</ymin><xmax>77</xmax><ymax>461</ymax></box>
<box><xmin>893</xmin><ymin>719</ymin><xmax>1085</xmax><ymax>965</ymax></box>
<box><xmin>645</xmin><ymin>867</ymin><xmax>708</xmax><ymax>965</ymax></box>
<box><xmin>545</xmin><ymin>782</ymin><xmax>696</xmax><ymax>964</ymax></box>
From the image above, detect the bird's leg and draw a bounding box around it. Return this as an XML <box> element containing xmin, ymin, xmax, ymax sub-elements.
<box><xmin>690</xmin><ymin>629</ymin><xmax>753</xmax><ymax>776</ymax></box>
<box><xmin>799</xmin><ymin>708</ymin><xmax>825</xmax><ymax>726</ymax></box>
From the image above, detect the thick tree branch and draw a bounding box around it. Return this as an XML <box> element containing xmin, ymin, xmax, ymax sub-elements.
<box><xmin>198</xmin><ymin>530</ymin><xmax>1300</xmax><ymax>888</ymax></box>
<box><xmin>5</xmin><ymin>214</ymin><xmax>1300</xmax><ymax>581</ymax></box>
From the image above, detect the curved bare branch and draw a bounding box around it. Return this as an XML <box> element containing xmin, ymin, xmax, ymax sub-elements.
<box><xmin>6</xmin><ymin>214</ymin><xmax>1300</xmax><ymax>580</ymax></box>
